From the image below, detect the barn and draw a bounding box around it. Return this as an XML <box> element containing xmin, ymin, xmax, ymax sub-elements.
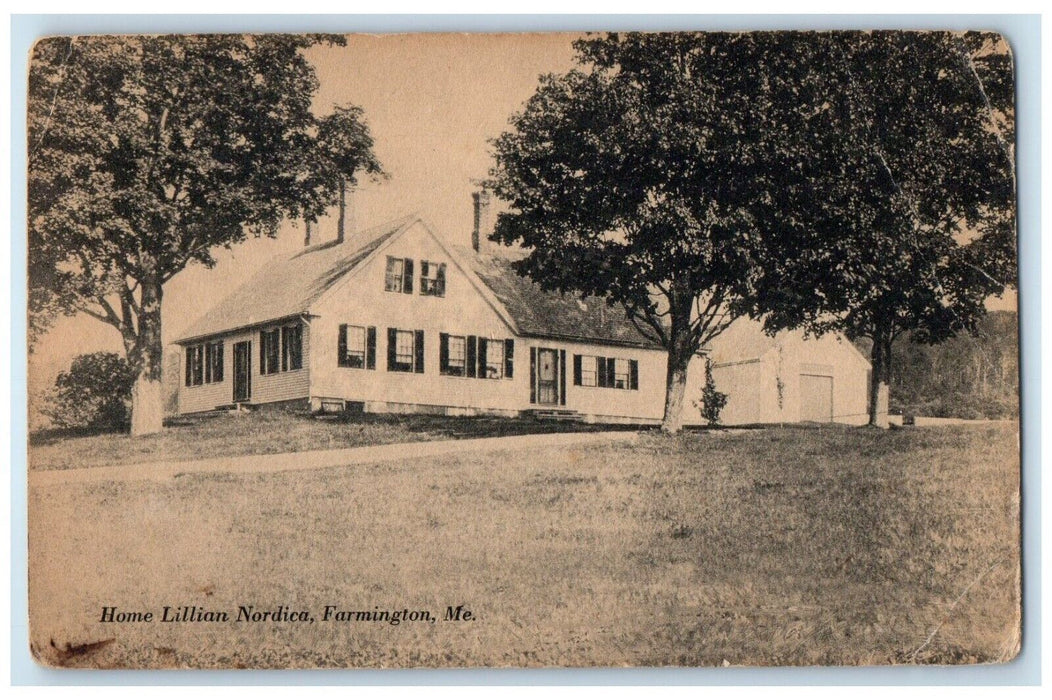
<box><xmin>707</xmin><ymin>318</ymin><xmax>875</xmax><ymax>426</ymax></box>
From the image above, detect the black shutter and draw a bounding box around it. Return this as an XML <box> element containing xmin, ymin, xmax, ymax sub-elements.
<box><xmin>185</xmin><ymin>347</ymin><xmax>193</xmax><ymax>386</ymax></box>
<box><xmin>596</xmin><ymin>357</ymin><xmax>607</xmax><ymax>388</ymax></box>
<box><xmin>439</xmin><ymin>333</ymin><xmax>449</xmax><ymax>373</ymax></box>
<box><xmin>504</xmin><ymin>339</ymin><xmax>514</xmax><ymax>379</ymax></box>
<box><xmin>606</xmin><ymin>358</ymin><xmax>617</xmax><ymax>389</ymax></box>
<box><xmin>559</xmin><ymin>350</ymin><xmax>567</xmax><ymax>405</ymax></box>
<box><xmin>338</xmin><ymin>324</ymin><xmax>348</xmax><ymax>367</ymax></box>
<box><xmin>281</xmin><ymin>327</ymin><xmax>289</xmax><ymax>371</ymax></box>
<box><xmin>477</xmin><ymin>338</ymin><xmax>488</xmax><ymax>378</ymax></box>
<box><xmin>260</xmin><ymin>331</ymin><xmax>266</xmax><ymax>373</ymax></box>
<box><xmin>629</xmin><ymin>359</ymin><xmax>639</xmax><ymax>390</ymax></box>
<box><xmin>466</xmin><ymin>335</ymin><xmax>477</xmax><ymax>378</ymax></box>
<box><xmin>403</xmin><ymin>258</ymin><xmax>414</xmax><ymax>294</ymax></box>
<box><xmin>437</xmin><ymin>263</ymin><xmax>447</xmax><ymax>296</ymax></box>
<box><xmin>215</xmin><ymin>343</ymin><xmax>224</xmax><ymax>382</ymax></box>
<box><xmin>414</xmin><ymin>330</ymin><xmax>425</xmax><ymax>373</ymax></box>
<box><xmin>366</xmin><ymin>327</ymin><xmax>376</xmax><ymax>369</ymax></box>
<box><xmin>291</xmin><ymin>326</ymin><xmax>302</xmax><ymax>370</ymax></box>
<box><xmin>573</xmin><ymin>354</ymin><xmax>582</xmax><ymax>386</ymax></box>
<box><xmin>529</xmin><ymin>347</ymin><xmax>537</xmax><ymax>404</ymax></box>
<box><xmin>387</xmin><ymin>328</ymin><xmax>397</xmax><ymax>371</ymax></box>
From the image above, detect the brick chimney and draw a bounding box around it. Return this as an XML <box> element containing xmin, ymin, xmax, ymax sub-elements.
<box><xmin>336</xmin><ymin>181</ymin><xmax>354</xmax><ymax>244</ymax></box>
<box><xmin>471</xmin><ymin>190</ymin><xmax>494</xmax><ymax>253</ymax></box>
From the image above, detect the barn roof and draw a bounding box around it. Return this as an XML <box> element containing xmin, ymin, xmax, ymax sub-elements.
<box><xmin>175</xmin><ymin>214</ymin><xmax>661</xmax><ymax>350</ymax></box>
<box><xmin>174</xmin><ymin>215</ymin><xmax>415</xmax><ymax>344</ymax></box>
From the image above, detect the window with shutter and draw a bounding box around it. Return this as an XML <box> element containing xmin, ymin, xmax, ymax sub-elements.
<box><xmin>387</xmin><ymin>328</ymin><xmax>421</xmax><ymax>373</ymax></box>
<box><xmin>441</xmin><ymin>334</ymin><xmax>467</xmax><ymax>376</ymax></box>
<box><xmin>384</xmin><ymin>256</ymin><xmax>406</xmax><ymax>292</ymax></box>
<box><xmin>260</xmin><ymin>329</ymin><xmax>281</xmax><ymax>375</ymax></box>
<box><xmin>339</xmin><ymin>325</ymin><xmax>368</xmax><ymax>368</ymax></box>
<box><xmin>282</xmin><ymin>324</ymin><xmax>303</xmax><ymax>371</ymax></box>
<box><xmin>205</xmin><ymin>341</ymin><xmax>224</xmax><ymax>383</ymax></box>
<box><xmin>574</xmin><ymin>354</ymin><xmax>639</xmax><ymax>391</ymax></box>
<box><xmin>420</xmin><ymin>260</ymin><xmax>446</xmax><ymax>297</ymax></box>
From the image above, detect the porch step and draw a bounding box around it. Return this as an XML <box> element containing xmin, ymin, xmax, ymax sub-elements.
<box><xmin>214</xmin><ymin>402</ymin><xmax>255</xmax><ymax>413</ymax></box>
<box><xmin>527</xmin><ymin>408</ymin><xmax>585</xmax><ymax>422</ymax></box>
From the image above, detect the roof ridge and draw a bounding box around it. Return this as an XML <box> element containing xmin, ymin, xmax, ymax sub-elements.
<box><xmin>291</xmin><ymin>212</ymin><xmax>420</xmax><ymax>260</ymax></box>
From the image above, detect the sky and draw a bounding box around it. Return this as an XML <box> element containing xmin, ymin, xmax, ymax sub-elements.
<box><xmin>26</xmin><ymin>32</ymin><xmax>1018</xmax><ymax>416</ymax></box>
<box><xmin>27</xmin><ymin>33</ymin><xmax>583</xmax><ymax>411</ymax></box>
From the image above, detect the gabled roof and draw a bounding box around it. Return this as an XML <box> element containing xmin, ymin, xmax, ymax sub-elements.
<box><xmin>457</xmin><ymin>249</ymin><xmax>662</xmax><ymax>350</ymax></box>
<box><xmin>175</xmin><ymin>215</ymin><xmax>416</xmax><ymax>344</ymax></box>
<box><xmin>176</xmin><ymin>213</ymin><xmax>661</xmax><ymax>350</ymax></box>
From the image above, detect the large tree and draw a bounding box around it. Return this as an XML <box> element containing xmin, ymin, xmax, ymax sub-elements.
<box><xmin>751</xmin><ymin>31</ymin><xmax>1016</xmax><ymax>426</ymax></box>
<box><xmin>488</xmin><ymin>32</ymin><xmax>831</xmax><ymax>432</ymax></box>
<box><xmin>28</xmin><ymin>34</ymin><xmax>382</xmax><ymax>435</ymax></box>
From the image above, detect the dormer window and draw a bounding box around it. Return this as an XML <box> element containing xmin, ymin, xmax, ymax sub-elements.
<box><xmin>420</xmin><ymin>260</ymin><xmax>447</xmax><ymax>297</ymax></box>
<box><xmin>384</xmin><ymin>256</ymin><xmax>414</xmax><ymax>294</ymax></box>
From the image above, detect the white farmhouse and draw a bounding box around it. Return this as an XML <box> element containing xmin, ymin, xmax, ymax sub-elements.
<box><xmin>174</xmin><ymin>195</ymin><xmax>874</xmax><ymax>426</ymax></box>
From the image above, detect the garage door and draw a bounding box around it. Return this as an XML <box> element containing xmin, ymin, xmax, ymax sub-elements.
<box><xmin>800</xmin><ymin>374</ymin><xmax>834</xmax><ymax>423</ymax></box>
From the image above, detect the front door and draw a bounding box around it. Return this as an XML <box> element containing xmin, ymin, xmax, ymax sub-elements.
<box><xmin>537</xmin><ymin>348</ymin><xmax>559</xmax><ymax>405</ymax></box>
<box><xmin>233</xmin><ymin>341</ymin><xmax>251</xmax><ymax>402</ymax></box>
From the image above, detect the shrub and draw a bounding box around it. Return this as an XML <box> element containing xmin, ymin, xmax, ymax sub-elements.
<box><xmin>697</xmin><ymin>358</ymin><xmax>728</xmax><ymax>426</ymax></box>
<box><xmin>42</xmin><ymin>352</ymin><xmax>135</xmax><ymax>431</ymax></box>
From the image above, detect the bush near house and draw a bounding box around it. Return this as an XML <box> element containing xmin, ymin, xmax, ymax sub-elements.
<box><xmin>42</xmin><ymin>352</ymin><xmax>135</xmax><ymax>432</ymax></box>
<box><xmin>697</xmin><ymin>359</ymin><xmax>728</xmax><ymax>426</ymax></box>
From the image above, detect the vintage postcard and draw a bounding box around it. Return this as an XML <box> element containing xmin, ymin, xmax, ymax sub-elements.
<box><xmin>26</xmin><ymin>31</ymin><xmax>1020</xmax><ymax>669</ymax></box>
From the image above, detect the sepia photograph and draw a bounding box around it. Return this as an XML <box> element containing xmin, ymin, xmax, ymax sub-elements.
<box><xmin>24</xmin><ymin>29</ymin><xmax>1020</xmax><ymax>669</ymax></box>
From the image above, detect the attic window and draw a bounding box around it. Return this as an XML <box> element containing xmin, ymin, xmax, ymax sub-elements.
<box><xmin>384</xmin><ymin>256</ymin><xmax>414</xmax><ymax>294</ymax></box>
<box><xmin>420</xmin><ymin>260</ymin><xmax>446</xmax><ymax>297</ymax></box>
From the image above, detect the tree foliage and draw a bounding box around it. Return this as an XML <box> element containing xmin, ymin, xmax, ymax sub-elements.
<box><xmin>42</xmin><ymin>352</ymin><xmax>135</xmax><ymax>432</ymax></box>
<box><xmin>489</xmin><ymin>31</ymin><xmax>1014</xmax><ymax>430</ymax></box>
<box><xmin>887</xmin><ymin>310</ymin><xmax>1018</xmax><ymax>420</ymax></box>
<box><xmin>28</xmin><ymin>34</ymin><xmax>383</xmax><ymax>435</ymax></box>
<box><xmin>488</xmin><ymin>32</ymin><xmax>834</xmax><ymax>432</ymax></box>
<box><xmin>751</xmin><ymin>31</ymin><xmax>1016</xmax><ymax>424</ymax></box>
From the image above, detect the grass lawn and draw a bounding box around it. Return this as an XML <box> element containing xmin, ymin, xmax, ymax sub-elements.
<box><xmin>29</xmin><ymin>410</ymin><xmax>640</xmax><ymax>471</ymax></box>
<box><xmin>28</xmin><ymin>422</ymin><xmax>1019</xmax><ymax>668</ymax></box>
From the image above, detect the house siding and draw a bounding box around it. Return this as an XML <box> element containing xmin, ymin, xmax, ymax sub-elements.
<box><xmin>178</xmin><ymin>323</ymin><xmax>311</xmax><ymax>413</ymax></box>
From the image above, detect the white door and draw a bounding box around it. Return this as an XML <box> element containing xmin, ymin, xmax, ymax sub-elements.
<box><xmin>800</xmin><ymin>374</ymin><xmax>833</xmax><ymax>423</ymax></box>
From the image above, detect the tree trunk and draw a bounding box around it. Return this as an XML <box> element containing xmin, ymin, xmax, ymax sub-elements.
<box><xmin>661</xmin><ymin>329</ymin><xmax>695</xmax><ymax>434</ymax></box>
<box><xmin>867</xmin><ymin>331</ymin><xmax>892</xmax><ymax>428</ymax></box>
<box><xmin>130</xmin><ymin>280</ymin><xmax>164</xmax><ymax>436</ymax></box>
